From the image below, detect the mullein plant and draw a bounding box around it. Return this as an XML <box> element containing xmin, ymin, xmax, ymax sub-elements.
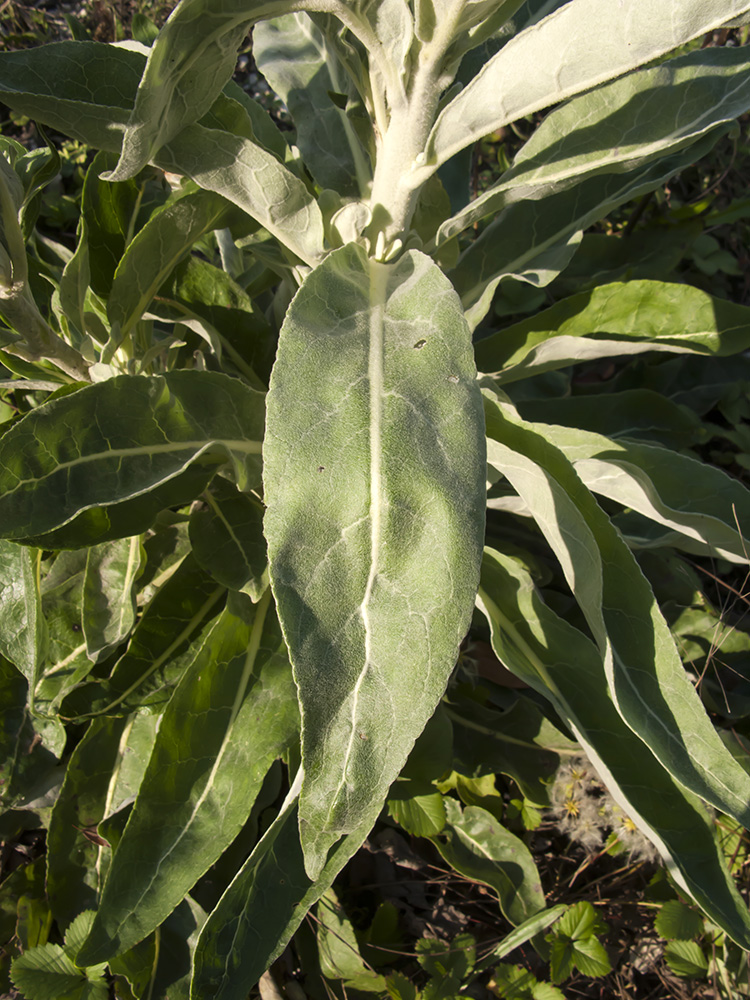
<box><xmin>3</xmin><ymin>1</ymin><xmax>750</xmax><ymax>997</ymax></box>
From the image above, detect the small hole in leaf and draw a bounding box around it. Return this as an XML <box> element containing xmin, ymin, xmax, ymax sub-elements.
<box><xmin>413</xmin><ymin>339</ymin><xmax>427</xmax><ymax>350</ymax></box>
<box><xmin>317</xmin><ymin>465</ymin><xmax>325</xmax><ymax>473</ymax></box>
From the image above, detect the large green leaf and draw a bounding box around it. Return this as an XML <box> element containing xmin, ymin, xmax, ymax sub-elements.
<box><xmin>263</xmin><ymin>244</ymin><xmax>485</xmax><ymax>878</ymax></box>
<box><xmin>78</xmin><ymin>591</ymin><xmax>299</xmax><ymax>966</ymax></box>
<box><xmin>254</xmin><ymin>13</ymin><xmax>369</xmax><ymax>196</ymax></box>
<box><xmin>0</xmin><ymin>43</ymin><xmax>326</xmax><ymax>268</ymax></box>
<box><xmin>46</xmin><ymin>713</ymin><xmax>158</xmax><ymax>927</ymax></box>
<box><xmin>483</xmin><ymin>389</ymin><xmax>750</xmax><ymax>833</ymax></box>
<box><xmin>190</xmin><ymin>778</ymin><xmax>375</xmax><ymax>1000</ymax></box>
<box><xmin>540</xmin><ymin>425</ymin><xmax>750</xmax><ymax>565</ymax></box>
<box><xmin>427</xmin><ymin>0</ymin><xmax>750</xmax><ymax>169</ymax></box>
<box><xmin>430</xmin><ymin>799</ymin><xmax>545</xmax><ymax>926</ymax></box>
<box><xmin>0</xmin><ymin>371</ymin><xmax>264</xmax><ymax>547</ymax></box>
<box><xmin>474</xmin><ymin>281</ymin><xmax>750</xmax><ymax>380</ymax></box>
<box><xmin>477</xmin><ymin>547</ymin><xmax>750</xmax><ymax>948</ymax></box>
<box><xmin>451</xmin><ymin>135</ymin><xmax>720</xmax><ymax>326</ymax></box>
<box><xmin>435</xmin><ymin>45</ymin><xmax>750</xmax><ymax>244</ymax></box>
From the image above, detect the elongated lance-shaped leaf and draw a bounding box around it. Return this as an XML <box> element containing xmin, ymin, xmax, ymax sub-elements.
<box><xmin>539</xmin><ymin>425</ymin><xmax>750</xmax><ymax>565</ymax></box>
<box><xmin>190</xmin><ymin>774</ymin><xmax>376</xmax><ymax>1000</ymax></box>
<box><xmin>106</xmin><ymin>0</ymin><xmax>390</xmax><ymax>182</ymax></box>
<box><xmin>477</xmin><ymin>548</ymin><xmax>750</xmax><ymax>949</ymax></box>
<box><xmin>452</xmin><ymin>133</ymin><xmax>721</xmax><ymax>326</ymax></box>
<box><xmin>0</xmin><ymin>371</ymin><xmax>264</xmax><ymax>545</ymax></box>
<box><xmin>434</xmin><ymin>45</ymin><xmax>750</xmax><ymax>246</ymax></box>
<box><xmin>0</xmin><ymin>44</ymin><xmax>327</xmax><ymax>268</ymax></box>
<box><xmin>77</xmin><ymin>591</ymin><xmax>299</xmax><ymax>966</ymax></box>
<box><xmin>62</xmin><ymin>554</ymin><xmax>224</xmax><ymax>719</ymax></box>
<box><xmin>264</xmin><ymin>244</ymin><xmax>485</xmax><ymax>879</ymax></box>
<box><xmin>0</xmin><ymin>540</ymin><xmax>46</xmax><ymax>692</ymax></box>
<box><xmin>430</xmin><ymin>799</ymin><xmax>545</xmax><ymax>926</ymax></box>
<box><xmin>483</xmin><ymin>388</ymin><xmax>750</xmax><ymax>832</ymax></box>
<box><xmin>107</xmin><ymin>186</ymin><xmax>237</xmax><ymax>346</ymax></box>
<box><xmin>254</xmin><ymin>14</ymin><xmax>369</xmax><ymax>197</ymax></box>
<box><xmin>83</xmin><ymin>537</ymin><xmax>144</xmax><ymax>664</ymax></box>
<box><xmin>427</xmin><ymin>0</ymin><xmax>750</xmax><ymax>171</ymax></box>
<box><xmin>46</xmin><ymin>713</ymin><xmax>158</xmax><ymax>927</ymax></box>
<box><xmin>474</xmin><ymin>280</ymin><xmax>750</xmax><ymax>381</ymax></box>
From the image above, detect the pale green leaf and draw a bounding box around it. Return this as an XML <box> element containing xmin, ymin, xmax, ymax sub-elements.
<box><xmin>430</xmin><ymin>800</ymin><xmax>545</xmax><ymax>926</ymax></box>
<box><xmin>0</xmin><ymin>371</ymin><xmax>264</xmax><ymax>547</ymax></box>
<box><xmin>475</xmin><ymin>280</ymin><xmax>750</xmax><ymax>381</ymax></box>
<box><xmin>190</xmin><ymin>781</ymin><xmax>375</xmax><ymax>1000</ymax></box>
<box><xmin>83</xmin><ymin>536</ymin><xmax>143</xmax><ymax>663</ymax></box>
<box><xmin>540</xmin><ymin>424</ymin><xmax>750</xmax><ymax>564</ymax></box>
<box><xmin>78</xmin><ymin>591</ymin><xmax>298</xmax><ymax>966</ymax></box>
<box><xmin>189</xmin><ymin>477</ymin><xmax>267</xmax><ymax>599</ymax></box>
<box><xmin>254</xmin><ymin>14</ymin><xmax>368</xmax><ymax>196</ymax></box>
<box><xmin>435</xmin><ymin>45</ymin><xmax>750</xmax><ymax>244</ymax></box>
<box><xmin>476</xmin><ymin>547</ymin><xmax>750</xmax><ymax>948</ymax></box>
<box><xmin>11</xmin><ymin>943</ymin><xmax>106</xmax><ymax>1000</ymax></box>
<box><xmin>427</xmin><ymin>0</ymin><xmax>750</xmax><ymax>169</ymax></box>
<box><xmin>452</xmin><ymin>136</ymin><xmax>719</xmax><ymax>325</ymax></box>
<box><xmin>46</xmin><ymin>712</ymin><xmax>158</xmax><ymax>926</ymax></box>
<box><xmin>483</xmin><ymin>389</ymin><xmax>750</xmax><ymax>832</ymax></box>
<box><xmin>264</xmin><ymin>244</ymin><xmax>485</xmax><ymax>878</ymax></box>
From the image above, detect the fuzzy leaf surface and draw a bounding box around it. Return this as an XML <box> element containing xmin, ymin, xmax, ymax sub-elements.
<box><xmin>436</xmin><ymin>45</ymin><xmax>750</xmax><ymax>244</ymax></box>
<box><xmin>0</xmin><ymin>541</ymin><xmax>45</xmax><ymax>689</ymax></box>
<box><xmin>0</xmin><ymin>371</ymin><xmax>264</xmax><ymax>546</ymax></box>
<box><xmin>474</xmin><ymin>280</ymin><xmax>750</xmax><ymax>380</ymax></box>
<box><xmin>483</xmin><ymin>390</ymin><xmax>750</xmax><ymax>831</ymax></box>
<box><xmin>428</xmin><ymin>0</ymin><xmax>750</xmax><ymax>168</ymax></box>
<box><xmin>264</xmin><ymin>244</ymin><xmax>485</xmax><ymax>877</ymax></box>
<box><xmin>78</xmin><ymin>592</ymin><xmax>298</xmax><ymax>965</ymax></box>
<box><xmin>477</xmin><ymin>547</ymin><xmax>750</xmax><ymax>948</ymax></box>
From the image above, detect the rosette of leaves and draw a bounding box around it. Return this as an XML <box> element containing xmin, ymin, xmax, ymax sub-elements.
<box><xmin>3</xmin><ymin>1</ymin><xmax>750</xmax><ymax>998</ymax></box>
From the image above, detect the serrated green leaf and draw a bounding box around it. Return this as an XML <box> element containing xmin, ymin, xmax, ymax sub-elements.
<box><xmin>0</xmin><ymin>371</ymin><xmax>264</xmax><ymax>547</ymax></box>
<box><xmin>11</xmin><ymin>943</ymin><xmax>108</xmax><ymax>1000</ymax></box>
<box><xmin>430</xmin><ymin>800</ymin><xmax>545</xmax><ymax>926</ymax></box>
<box><xmin>483</xmin><ymin>389</ymin><xmax>750</xmax><ymax>831</ymax></box>
<box><xmin>82</xmin><ymin>536</ymin><xmax>143</xmax><ymax>663</ymax></box>
<box><xmin>388</xmin><ymin>784</ymin><xmax>446</xmax><ymax>837</ymax></box>
<box><xmin>78</xmin><ymin>591</ymin><xmax>299</xmax><ymax>966</ymax></box>
<box><xmin>190</xmin><ymin>781</ymin><xmax>376</xmax><ymax>1000</ymax></box>
<box><xmin>475</xmin><ymin>280</ymin><xmax>750</xmax><ymax>382</ymax></box>
<box><xmin>655</xmin><ymin>900</ymin><xmax>705</xmax><ymax>942</ymax></box>
<box><xmin>46</xmin><ymin>712</ymin><xmax>158</xmax><ymax>927</ymax></box>
<box><xmin>476</xmin><ymin>546</ymin><xmax>750</xmax><ymax>948</ymax></box>
<box><xmin>264</xmin><ymin>243</ymin><xmax>485</xmax><ymax>878</ymax></box>
<box><xmin>427</xmin><ymin>0</ymin><xmax>750</xmax><ymax>168</ymax></box>
<box><xmin>664</xmin><ymin>939</ymin><xmax>708</xmax><ymax>978</ymax></box>
<box><xmin>189</xmin><ymin>478</ymin><xmax>267</xmax><ymax>598</ymax></box>
<box><xmin>416</xmin><ymin>934</ymin><xmax>475</xmax><ymax>979</ymax></box>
